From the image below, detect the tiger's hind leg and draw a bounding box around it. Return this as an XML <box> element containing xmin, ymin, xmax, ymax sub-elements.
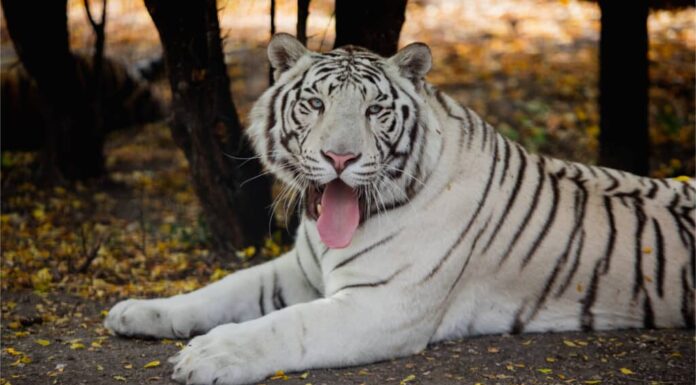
<box><xmin>104</xmin><ymin>249</ymin><xmax>323</xmax><ymax>339</ymax></box>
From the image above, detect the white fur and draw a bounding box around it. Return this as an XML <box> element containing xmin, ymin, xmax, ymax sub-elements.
<box><xmin>106</xmin><ymin>36</ymin><xmax>695</xmax><ymax>385</ymax></box>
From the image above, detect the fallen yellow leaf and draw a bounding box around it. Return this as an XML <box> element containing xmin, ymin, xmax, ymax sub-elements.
<box><xmin>143</xmin><ymin>360</ymin><xmax>160</xmax><ymax>369</ymax></box>
<box><xmin>31</xmin><ymin>268</ymin><xmax>52</xmax><ymax>292</ymax></box>
<box><xmin>34</xmin><ymin>339</ymin><xmax>51</xmax><ymax>346</ymax></box>
<box><xmin>70</xmin><ymin>342</ymin><xmax>86</xmax><ymax>350</ymax></box>
<box><xmin>270</xmin><ymin>370</ymin><xmax>289</xmax><ymax>380</ymax></box>
<box><xmin>563</xmin><ymin>340</ymin><xmax>578</xmax><ymax>347</ymax></box>
<box><xmin>5</xmin><ymin>348</ymin><xmax>22</xmax><ymax>356</ymax></box>
<box><xmin>400</xmin><ymin>374</ymin><xmax>416</xmax><ymax>385</ymax></box>
<box><xmin>538</xmin><ymin>368</ymin><xmax>553</xmax><ymax>374</ymax></box>
<box><xmin>113</xmin><ymin>375</ymin><xmax>127</xmax><ymax>382</ymax></box>
<box><xmin>619</xmin><ymin>368</ymin><xmax>634</xmax><ymax>375</ymax></box>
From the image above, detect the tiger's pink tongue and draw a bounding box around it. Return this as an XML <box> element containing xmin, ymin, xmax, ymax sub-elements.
<box><xmin>317</xmin><ymin>180</ymin><xmax>360</xmax><ymax>249</ymax></box>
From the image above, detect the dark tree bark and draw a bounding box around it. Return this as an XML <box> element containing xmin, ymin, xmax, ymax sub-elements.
<box><xmin>1</xmin><ymin>0</ymin><xmax>104</xmax><ymax>182</ymax></box>
<box><xmin>145</xmin><ymin>0</ymin><xmax>273</xmax><ymax>254</ymax></box>
<box><xmin>334</xmin><ymin>0</ymin><xmax>408</xmax><ymax>57</ymax></box>
<box><xmin>269</xmin><ymin>0</ymin><xmax>276</xmax><ymax>86</ymax></box>
<box><xmin>297</xmin><ymin>0</ymin><xmax>310</xmax><ymax>46</ymax></box>
<box><xmin>598</xmin><ymin>0</ymin><xmax>650</xmax><ymax>175</ymax></box>
<box><xmin>84</xmin><ymin>0</ymin><xmax>108</xmax><ymax>167</ymax></box>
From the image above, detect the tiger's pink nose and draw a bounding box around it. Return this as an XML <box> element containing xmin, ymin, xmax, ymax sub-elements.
<box><xmin>321</xmin><ymin>151</ymin><xmax>360</xmax><ymax>173</ymax></box>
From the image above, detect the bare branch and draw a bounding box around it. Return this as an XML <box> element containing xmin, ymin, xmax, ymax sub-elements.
<box><xmin>83</xmin><ymin>0</ymin><xmax>107</xmax><ymax>33</ymax></box>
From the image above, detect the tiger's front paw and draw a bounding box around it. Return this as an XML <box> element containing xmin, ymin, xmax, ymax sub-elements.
<box><xmin>105</xmin><ymin>298</ymin><xmax>204</xmax><ymax>339</ymax></box>
<box><xmin>169</xmin><ymin>324</ymin><xmax>271</xmax><ymax>385</ymax></box>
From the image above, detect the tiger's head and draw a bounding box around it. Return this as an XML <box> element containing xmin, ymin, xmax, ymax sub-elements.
<box><xmin>248</xmin><ymin>33</ymin><xmax>438</xmax><ymax>249</ymax></box>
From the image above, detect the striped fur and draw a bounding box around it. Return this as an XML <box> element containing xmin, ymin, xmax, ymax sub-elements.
<box><xmin>106</xmin><ymin>34</ymin><xmax>695</xmax><ymax>385</ymax></box>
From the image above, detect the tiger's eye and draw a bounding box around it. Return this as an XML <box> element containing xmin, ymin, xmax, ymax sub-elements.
<box><xmin>366</xmin><ymin>105</ymin><xmax>382</xmax><ymax>116</ymax></box>
<box><xmin>308</xmin><ymin>98</ymin><xmax>324</xmax><ymax>110</ymax></box>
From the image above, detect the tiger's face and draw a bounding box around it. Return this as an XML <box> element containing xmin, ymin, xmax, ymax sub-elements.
<box><xmin>248</xmin><ymin>34</ymin><xmax>433</xmax><ymax>249</ymax></box>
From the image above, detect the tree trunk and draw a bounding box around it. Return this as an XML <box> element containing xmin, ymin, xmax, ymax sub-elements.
<box><xmin>84</xmin><ymin>0</ymin><xmax>108</xmax><ymax>174</ymax></box>
<box><xmin>1</xmin><ymin>0</ymin><xmax>104</xmax><ymax>182</ymax></box>
<box><xmin>598</xmin><ymin>0</ymin><xmax>650</xmax><ymax>175</ymax></box>
<box><xmin>144</xmin><ymin>0</ymin><xmax>273</xmax><ymax>255</ymax></box>
<box><xmin>297</xmin><ymin>0</ymin><xmax>310</xmax><ymax>46</ymax></box>
<box><xmin>334</xmin><ymin>0</ymin><xmax>408</xmax><ymax>57</ymax></box>
<box><xmin>269</xmin><ymin>0</ymin><xmax>276</xmax><ymax>86</ymax></box>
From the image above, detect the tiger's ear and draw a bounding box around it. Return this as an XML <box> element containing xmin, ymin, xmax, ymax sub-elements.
<box><xmin>388</xmin><ymin>42</ymin><xmax>432</xmax><ymax>87</ymax></box>
<box><xmin>268</xmin><ymin>33</ymin><xmax>308</xmax><ymax>78</ymax></box>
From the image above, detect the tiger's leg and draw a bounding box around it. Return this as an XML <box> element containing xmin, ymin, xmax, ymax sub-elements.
<box><xmin>169</xmin><ymin>288</ymin><xmax>433</xmax><ymax>385</ymax></box>
<box><xmin>104</xmin><ymin>249</ymin><xmax>323</xmax><ymax>339</ymax></box>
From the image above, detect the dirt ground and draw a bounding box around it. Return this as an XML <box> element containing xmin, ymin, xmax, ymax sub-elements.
<box><xmin>1</xmin><ymin>290</ymin><xmax>693</xmax><ymax>385</ymax></box>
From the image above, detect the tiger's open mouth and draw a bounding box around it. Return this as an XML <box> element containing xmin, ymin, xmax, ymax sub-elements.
<box><xmin>305</xmin><ymin>180</ymin><xmax>367</xmax><ymax>249</ymax></box>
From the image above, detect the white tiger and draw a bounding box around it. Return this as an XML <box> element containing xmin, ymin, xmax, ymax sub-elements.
<box><xmin>105</xmin><ymin>33</ymin><xmax>695</xmax><ymax>385</ymax></box>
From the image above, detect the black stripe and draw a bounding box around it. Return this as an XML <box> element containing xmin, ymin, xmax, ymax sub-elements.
<box><xmin>599</xmin><ymin>168</ymin><xmax>619</xmax><ymax>192</ymax></box>
<box><xmin>434</xmin><ymin>90</ymin><xmax>465</xmax><ymax>121</ymax></box>
<box><xmin>480</xmin><ymin>117</ymin><xmax>489</xmax><ymax>151</ymax></box>
<box><xmin>271</xmin><ymin>270</ymin><xmax>287</xmax><ymax>310</ymax></box>
<box><xmin>462</xmin><ymin>107</ymin><xmax>476</xmax><ymax>149</ymax></box>
<box><xmin>668</xmin><ymin>194</ymin><xmax>694</xmax><ymax>257</ymax></box>
<box><xmin>482</xmin><ymin>144</ymin><xmax>527</xmax><ymax>254</ymax></box>
<box><xmin>632</xmin><ymin>199</ymin><xmax>647</xmax><ymax>300</ymax></box>
<box><xmin>556</xmin><ymin>229</ymin><xmax>586</xmax><ymax>298</ymax></box>
<box><xmin>643</xmin><ymin>292</ymin><xmax>655</xmax><ymax>329</ymax></box>
<box><xmin>333</xmin><ymin>265</ymin><xmax>409</xmax><ymax>294</ymax></box>
<box><xmin>681</xmin><ymin>205</ymin><xmax>695</xmax><ymax>228</ymax></box>
<box><xmin>332</xmin><ymin>232</ymin><xmax>399</xmax><ymax>272</ymax></box>
<box><xmin>555</xmin><ymin>177</ymin><xmax>589</xmax><ymax>297</ymax></box>
<box><xmin>585</xmin><ymin>164</ymin><xmax>598</xmax><ymax>178</ymax></box>
<box><xmin>520</xmin><ymin>173</ymin><xmax>560</xmax><ymax>269</ymax></box>
<box><xmin>258</xmin><ymin>281</ymin><xmax>266</xmax><ymax>316</ymax></box>
<box><xmin>510</xmin><ymin>302</ymin><xmax>528</xmax><ymax>334</ymax></box>
<box><xmin>405</xmin><ymin>126</ymin><xmax>426</xmax><ymax>198</ymax></box>
<box><xmin>445</xmin><ymin>215</ymin><xmax>493</xmax><ymax>296</ymax></box>
<box><xmin>498</xmin><ymin>158</ymin><xmax>546</xmax><ymax>266</ymax></box>
<box><xmin>295</xmin><ymin>252</ymin><xmax>322</xmax><ymax>297</ymax></box>
<box><xmin>523</xmin><ymin>178</ymin><xmax>587</xmax><ymax>327</ymax></box>
<box><xmin>580</xmin><ymin>196</ymin><xmax>617</xmax><ymax>331</ymax></box>
<box><xmin>646</xmin><ymin>180</ymin><xmax>659</xmax><ymax>199</ymax></box>
<box><xmin>265</xmin><ymin>85</ymin><xmax>285</xmax><ymax>163</ymax></box>
<box><xmin>653</xmin><ymin>218</ymin><xmax>666</xmax><ymax>298</ymax></box>
<box><xmin>421</xmin><ymin>136</ymin><xmax>499</xmax><ymax>283</ymax></box>
<box><xmin>498</xmin><ymin>139</ymin><xmax>511</xmax><ymax>186</ymax></box>
<box><xmin>581</xmin><ymin>261</ymin><xmax>602</xmax><ymax>332</ymax></box>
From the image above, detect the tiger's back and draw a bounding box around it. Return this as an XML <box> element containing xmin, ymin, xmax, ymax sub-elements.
<box><xmin>419</xmin><ymin>90</ymin><xmax>695</xmax><ymax>338</ymax></box>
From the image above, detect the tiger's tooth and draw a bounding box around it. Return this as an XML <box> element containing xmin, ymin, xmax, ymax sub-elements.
<box><xmin>317</xmin><ymin>203</ymin><xmax>322</xmax><ymax>215</ymax></box>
